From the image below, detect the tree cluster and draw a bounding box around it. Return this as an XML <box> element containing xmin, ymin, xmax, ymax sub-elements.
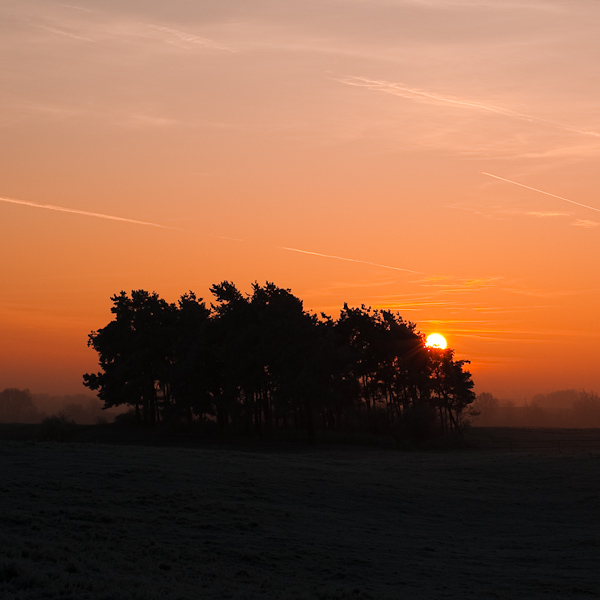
<box><xmin>83</xmin><ymin>282</ymin><xmax>476</xmax><ymax>440</ymax></box>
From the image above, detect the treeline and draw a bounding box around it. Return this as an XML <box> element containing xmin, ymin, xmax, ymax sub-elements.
<box><xmin>84</xmin><ymin>282</ymin><xmax>476</xmax><ymax>441</ymax></box>
<box><xmin>0</xmin><ymin>389</ymin><xmax>111</xmax><ymax>424</ymax></box>
<box><xmin>472</xmin><ymin>390</ymin><xmax>600</xmax><ymax>428</ymax></box>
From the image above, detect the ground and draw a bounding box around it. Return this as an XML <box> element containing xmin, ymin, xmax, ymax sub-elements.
<box><xmin>1</xmin><ymin>433</ymin><xmax>599</xmax><ymax>599</ymax></box>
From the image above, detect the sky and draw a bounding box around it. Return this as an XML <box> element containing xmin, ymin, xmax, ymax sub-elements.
<box><xmin>2</xmin><ymin>0</ymin><xmax>600</xmax><ymax>401</ymax></box>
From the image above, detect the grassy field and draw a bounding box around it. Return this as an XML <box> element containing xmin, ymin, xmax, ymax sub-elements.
<box><xmin>1</xmin><ymin>433</ymin><xmax>599</xmax><ymax>599</ymax></box>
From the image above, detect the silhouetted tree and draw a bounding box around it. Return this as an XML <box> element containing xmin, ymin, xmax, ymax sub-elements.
<box><xmin>428</xmin><ymin>347</ymin><xmax>476</xmax><ymax>435</ymax></box>
<box><xmin>169</xmin><ymin>292</ymin><xmax>212</xmax><ymax>423</ymax></box>
<box><xmin>83</xmin><ymin>290</ymin><xmax>178</xmax><ymax>424</ymax></box>
<box><xmin>571</xmin><ymin>391</ymin><xmax>600</xmax><ymax>427</ymax></box>
<box><xmin>335</xmin><ymin>304</ymin><xmax>383</xmax><ymax>415</ymax></box>
<box><xmin>208</xmin><ymin>281</ymin><xmax>325</xmax><ymax>440</ymax></box>
<box><xmin>208</xmin><ymin>280</ymin><xmax>256</xmax><ymax>431</ymax></box>
<box><xmin>314</xmin><ymin>314</ymin><xmax>360</xmax><ymax>431</ymax></box>
<box><xmin>250</xmin><ymin>281</ymin><xmax>323</xmax><ymax>441</ymax></box>
<box><xmin>334</xmin><ymin>305</ymin><xmax>431</xmax><ymax>431</ymax></box>
<box><xmin>0</xmin><ymin>388</ymin><xmax>38</xmax><ymax>423</ymax></box>
<box><xmin>470</xmin><ymin>392</ymin><xmax>498</xmax><ymax>426</ymax></box>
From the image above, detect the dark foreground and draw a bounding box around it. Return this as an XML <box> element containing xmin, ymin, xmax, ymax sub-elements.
<box><xmin>1</xmin><ymin>437</ymin><xmax>599</xmax><ymax>599</ymax></box>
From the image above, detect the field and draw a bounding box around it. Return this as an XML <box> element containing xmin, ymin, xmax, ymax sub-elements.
<box><xmin>1</xmin><ymin>432</ymin><xmax>599</xmax><ymax>599</ymax></box>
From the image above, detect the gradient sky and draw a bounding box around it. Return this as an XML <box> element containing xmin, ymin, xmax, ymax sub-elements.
<box><xmin>2</xmin><ymin>0</ymin><xmax>600</xmax><ymax>400</ymax></box>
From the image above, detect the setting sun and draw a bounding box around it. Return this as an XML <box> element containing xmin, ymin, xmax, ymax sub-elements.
<box><xmin>425</xmin><ymin>333</ymin><xmax>447</xmax><ymax>349</ymax></box>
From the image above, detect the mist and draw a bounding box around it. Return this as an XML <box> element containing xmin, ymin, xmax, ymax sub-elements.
<box><xmin>472</xmin><ymin>389</ymin><xmax>600</xmax><ymax>428</ymax></box>
<box><xmin>0</xmin><ymin>388</ymin><xmax>121</xmax><ymax>425</ymax></box>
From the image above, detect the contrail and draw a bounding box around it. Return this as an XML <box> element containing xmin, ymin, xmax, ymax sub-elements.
<box><xmin>279</xmin><ymin>246</ymin><xmax>423</xmax><ymax>274</ymax></box>
<box><xmin>338</xmin><ymin>76</ymin><xmax>600</xmax><ymax>138</ymax></box>
<box><xmin>2</xmin><ymin>194</ymin><xmax>423</xmax><ymax>272</ymax></box>
<box><xmin>481</xmin><ymin>172</ymin><xmax>600</xmax><ymax>214</ymax></box>
<box><xmin>0</xmin><ymin>195</ymin><xmax>182</xmax><ymax>230</ymax></box>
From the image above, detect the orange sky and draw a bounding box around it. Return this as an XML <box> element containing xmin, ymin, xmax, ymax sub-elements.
<box><xmin>2</xmin><ymin>0</ymin><xmax>600</xmax><ymax>401</ymax></box>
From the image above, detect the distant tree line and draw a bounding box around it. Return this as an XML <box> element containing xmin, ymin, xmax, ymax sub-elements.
<box><xmin>472</xmin><ymin>390</ymin><xmax>600</xmax><ymax>428</ymax></box>
<box><xmin>0</xmin><ymin>388</ymin><xmax>38</xmax><ymax>423</ymax></box>
<box><xmin>83</xmin><ymin>282</ymin><xmax>476</xmax><ymax>440</ymax></box>
<box><xmin>0</xmin><ymin>389</ymin><xmax>112</xmax><ymax>425</ymax></box>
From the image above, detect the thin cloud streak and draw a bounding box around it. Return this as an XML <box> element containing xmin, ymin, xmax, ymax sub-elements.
<box><xmin>481</xmin><ymin>172</ymin><xmax>600</xmax><ymax>214</ymax></box>
<box><xmin>33</xmin><ymin>24</ymin><xmax>96</xmax><ymax>42</ymax></box>
<box><xmin>59</xmin><ymin>4</ymin><xmax>97</xmax><ymax>13</ymax></box>
<box><xmin>572</xmin><ymin>219</ymin><xmax>600</xmax><ymax>228</ymax></box>
<box><xmin>413</xmin><ymin>275</ymin><xmax>501</xmax><ymax>292</ymax></box>
<box><xmin>449</xmin><ymin>201</ymin><xmax>573</xmax><ymax>222</ymax></box>
<box><xmin>337</xmin><ymin>76</ymin><xmax>600</xmax><ymax>138</ymax></box>
<box><xmin>147</xmin><ymin>25</ymin><xmax>237</xmax><ymax>53</ymax></box>
<box><xmin>0</xmin><ymin>194</ymin><xmax>248</xmax><ymax>241</ymax></box>
<box><xmin>279</xmin><ymin>246</ymin><xmax>423</xmax><ymax>274</ymax></box>
<box><xmin>0</xmin><ymin>195</ymin><xmax>487</xmax><ymax>277</ymax></box>
<box><xmin>527</xmin><ymin>211</ymin><xmax>570</xmax><ymax>217</ymax></box>
<box><xmin>0</xmin><ymin>195</ymin><xmax>181</xmax><ymax>231</ymax></box>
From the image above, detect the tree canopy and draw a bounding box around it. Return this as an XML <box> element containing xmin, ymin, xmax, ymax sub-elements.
<box><xmin>84</xmin><ymin>282</ymin><xmax>475</xmax><ymax>440</ymax></box>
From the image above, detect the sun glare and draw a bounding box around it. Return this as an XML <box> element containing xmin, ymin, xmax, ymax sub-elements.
<box><xmin>425</xmin><ymin>333</ymin><xmax>447</xmax><ymax>349</ymax></box>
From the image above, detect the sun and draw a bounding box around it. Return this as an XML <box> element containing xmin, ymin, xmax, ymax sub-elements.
<box><xmin>425</xmin><ymin>333</ymin><xmax>447</xmax><ymax>349</ymax></box>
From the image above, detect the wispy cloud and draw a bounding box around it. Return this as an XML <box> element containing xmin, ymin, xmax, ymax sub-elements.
<box><xmin>120</xmin><ymin>112</ymin><xmax>179</xmax><ymax>128</ymax></box>
<box><xmin>8</xmin><ymin>5</ymin><xmax>237</xmax><ymax>53</ymax></box>
<box><xmin>8</xmin><ymin>98</ymin><xmax>180</xmax><ymax>129</ymax></box>
<box><xmin>526</xmin><ymin>211</ymin><xmax>570</xmax><ymax>217</ymax></box>
<box><xmin>504</xmin><ymin>286</ymin><xmax>583</xmax><ymax>298</ymax></box>
<box><xmin>336</xmin><ymin>76</ymin><xmax>600</xmax><ymax>139</ymax></box>
<box><xmin>411</xmin><ymin>275</ymin><xmax>502</xmax><ymax>293</ymax></box>
<box><xmin>380</xmin><ymin>300</ymin><xmax>474</xmax><ymax>311</ymax></box>
<box><xmin>302</xmin><ymin>276</ymin><xmax>399</xmax><ymax>296</ymax></box>
<box><xmin>376</xmin><ymin>294</ymin><xmax>554</xmax><ymax>316</ymax></box>
<box><xmin>58</xmin><ymin>4</ymin><xmax>97</xmax><ymax>14</ymax></box>
<box><xmin>279</xmin><ymin>246</ymin><xmax>423</xmax><ymax>274</ymax></box>
<box><xmin>449</xmin><ymin>325</ymin><xmax>591</xmax><ymax>342</ymax></box>
<box><xmin>0</xmin><ymin>194</ymin><xmax>250</xmax><ymax>242</ymax></box>
<box><xmin>481</xmin><ymin>172</ymin><xmax>600</xmax><ymax>214</ymax></box>
<box><xmin>369</xmin><ymin>278</ymin><xmax>579</xmax><ymax>313</ymax></box>
<box><xmin>471</xmin><ymin>305</ymin><xmax>552</xmax><ymax>314</ymax></box>
<box><xmin>398</xmin><ymin>0</ymin><xmax>565</xmax><ymax>8</ymax></box>
<box><xmin>16</xmin><ymin>102</ymin><xmax>88</xmax><ymax>120</ymax></box>
<box><xmin>450</xmin><ymin>202</ymin><xmax>571</xmax><ymax>221</ymax></box>
<box><xmin>146</xmin><ymin>25</ymin><xmax>237</xmax><ymax>53</ymax></box>
<box><xmin>32</xmin><ymin>24</ymin><xmax>96</xmax><ymax>43</ymax></box>
<box><xmin>572</xmin><ymin>219</ymin><xmax>600</xmax><ymax>228</ymax></box>
<box><xmin>0</xmin><ymin>196</ymin><xmax>181</xmax><ymax>231</ymax></box>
